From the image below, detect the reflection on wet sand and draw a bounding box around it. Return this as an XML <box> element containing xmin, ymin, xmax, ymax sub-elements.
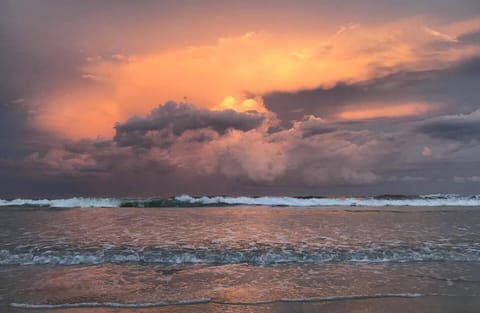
<box><xmin>2</xmin><ymin>262</ymin><xmax>480</xmax><ymax>313</ymax></box>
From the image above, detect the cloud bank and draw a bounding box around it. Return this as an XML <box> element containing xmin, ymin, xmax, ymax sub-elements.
<box><xmin>1</xmin><ymin>1</ymin><xmax>480</xmax><ymax>196</ymax></box>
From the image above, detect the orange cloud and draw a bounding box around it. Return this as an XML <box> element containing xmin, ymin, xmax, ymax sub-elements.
<box><xmin>36</xmin><ymin>91</ymin><xmax>120</xmax><ymax>139</ymax></box>
<box><xmin>338</xmin><ymin>103</ymin><xmax>430</xmax><ymax>120</ymax></box>
<box><xmin>34</xmin><ymin>17</ymin><xmax>480</xmax><ymax>139</ymax></box>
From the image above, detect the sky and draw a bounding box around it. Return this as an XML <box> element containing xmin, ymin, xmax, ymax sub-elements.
<box><xmin>1</xmin><ymin>0</ymin><xmax>480</xmax><ymax>197</ymax></box>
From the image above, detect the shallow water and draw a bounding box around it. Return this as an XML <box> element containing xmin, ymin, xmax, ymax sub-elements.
<box><xmin>1</xmin><ymin>206</ymin><xmax>480</xmax><ymax>312</ymax></box>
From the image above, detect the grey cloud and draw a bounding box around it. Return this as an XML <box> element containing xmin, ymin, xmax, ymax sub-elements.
<box><xmin>385</xmin><ymin>176</ymin><xmax>428</xmax><ymax>182</ymax></box>
<box><xmin>458</xmin><ymin>30</ymin><xmax>480</xmax><ymax>45</ymax></box>
<box><xmin>0</xmin><ymin>1</ymin><xmax>85</xmax><ymax>99</ymax></box>
<box><xmin>0</xmin><ymin>101</ymin><xmax>39</xmax><ymax>159</ymax></box>
<box><xmin>18</xmin><ymin>137</ymin><xmax>238</xmax><ymax>197</ymax></box>
<box><xmin>294</xmin><ymin>117</ymin><xmax>336</xmax><ymax>138</ymax></box>
<box><xmin>454</xmin><ymin>176</ymin><xmax>480</xmax><ymax>183</ymax></box>
<box><xmin>10</xmin><ymin>109</ymin><xmax>480</xmax><ymax>197</ymax></box>
<box><xmin>417</xmin><ymin>110</ymin><xmax>480</xmax><ymax>142</ymax></box>
<box><xmin>264</xmin><ymin>57</ymin><xmax>480</xmax><ymax>125</ymax></box>
<box><xmin>114</xmin><ymin>101</ymin><xmax>265</xmax><ymax>148</ymax></box>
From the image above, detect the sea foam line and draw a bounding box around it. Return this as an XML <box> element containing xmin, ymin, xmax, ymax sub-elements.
<box><xmin>10</xmin><ymin>298</ymin><xmax>212</xmax><ymax>309</ymax></box>
<box><xmin>2</xmin><ymin>194</ymin><xmax>480</xmax><ymax>208</ymax></box>
<box><xmin>2</xmin><ymin>244</ymin><xmax>480</xmax><ymax>266</ymax></box>
<box><xmin>10</xmin><ymin>294</ymin><xmax>423</xmax><ymax>309</ymax></box>
<box><xmin>175</xmin><ymin>195</ymin><xmax>480</xmax><ymax>207</ymax></box>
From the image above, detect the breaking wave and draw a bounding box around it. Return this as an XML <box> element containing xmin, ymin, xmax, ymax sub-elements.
<box><xmin>1</xmin><ymin>194</ymin><xmax>480</xmax><ymax>208</ymax></box>
<box><xmin>0</xmin><ymin>197</ymin><xmax>122</xmax><ymax>208</ymax></box>
<box><xmin>173</xmin><ymin>194</ymin><xmax>480</xmax><ymax>207</ymax></box>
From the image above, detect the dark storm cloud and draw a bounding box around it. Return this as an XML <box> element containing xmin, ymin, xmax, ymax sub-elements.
<box><xmin>19</xmin><ymin>135</ymin><xmax>237</xmax><ymax>197</ymax></box>
<box><xmin>458</xmin><ymin>30</ymin><xmax>480</xmax><ymax>45</ymax></box>
<box><xmin>0</xmin><ymin>101</ymin><xmax>36</xmax><ymax>159</ymax></box>
<box><xmin>417</xmin><ymin>110</ymin><xmax>480</xmax><ymax>142</ymax></box>
<box><xmin>0</xmin><ymin>1</ymin><xmax>88</xmax><ymax>100</ymax></box>
<box><xmin>264</xmin><ymin>57</ymin><xmax>480</xmax><ymax>125</ymax></box>
<box><xmin>114</xmin><ymin>102</ymin><xmax>265</xmax><ymax>148</ymax></box>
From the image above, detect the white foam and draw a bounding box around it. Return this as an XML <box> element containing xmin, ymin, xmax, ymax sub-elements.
<box><xmin>10</xmin><ymin>298</ymin><xmax>211</xmax><ymax>309</ymax></box>
<box><xmin>2</xmin><ymin>244</ymin><xmax>479</xmax><ymax>265</ymax></box>
<box><xmin>175</xmin><ymin>194</ymin><xmax>480</xmax><ymax>207</ymax></box>
<box><xmin>10</xmin><ymin>294</ymin><xmax>423</xmax><ymax>309</ymax></box>
<box><xmin>279</xmin><ymin>293</ymin><xmax>423</xmax><ymax>302</ymax></box>
<box><xmin>0</xmin><ymin>197</ymin><xmax>122</xmax><ymax>208</ymax></box>
<box><xmin>1</xmin><ymin>194</ymin><xmax>480</xmax><ymax>208</ymax></box>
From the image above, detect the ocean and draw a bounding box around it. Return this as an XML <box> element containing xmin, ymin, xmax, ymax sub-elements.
<box><xmin>1</xmin><ymin>195</ymin><xmax>480</xmax><ymax>312</ymax></box>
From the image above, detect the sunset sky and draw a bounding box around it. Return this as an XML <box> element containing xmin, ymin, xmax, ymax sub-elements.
<box><xmin>1</xmin><ymin>0</ymin><xmax>480</xmax><ymax>197</ymax></box>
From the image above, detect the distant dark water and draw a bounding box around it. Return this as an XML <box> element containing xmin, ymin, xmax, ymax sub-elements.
<box><xmin>1</xmin><ymin>205</ymin><xmax>480</xmax><ymax>312</ymax></box>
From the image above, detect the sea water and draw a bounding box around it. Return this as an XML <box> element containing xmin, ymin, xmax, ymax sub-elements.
<box><xmin>1</xmin><ymin>197</ymin><xmax>480</xmax><ymax>312</ymax></box>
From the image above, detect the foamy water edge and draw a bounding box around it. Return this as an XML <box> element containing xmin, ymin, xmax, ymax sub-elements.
<box><xmin>10</xmin><ymin>293</ymin><xmax>424</xmax><ymax>308</ymax></box>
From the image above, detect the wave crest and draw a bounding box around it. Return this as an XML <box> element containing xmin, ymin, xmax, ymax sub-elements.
<box><xmin>1</xmin><ymin>194</ymin><xmax>480</xmax><ymax>208</ymax></box>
